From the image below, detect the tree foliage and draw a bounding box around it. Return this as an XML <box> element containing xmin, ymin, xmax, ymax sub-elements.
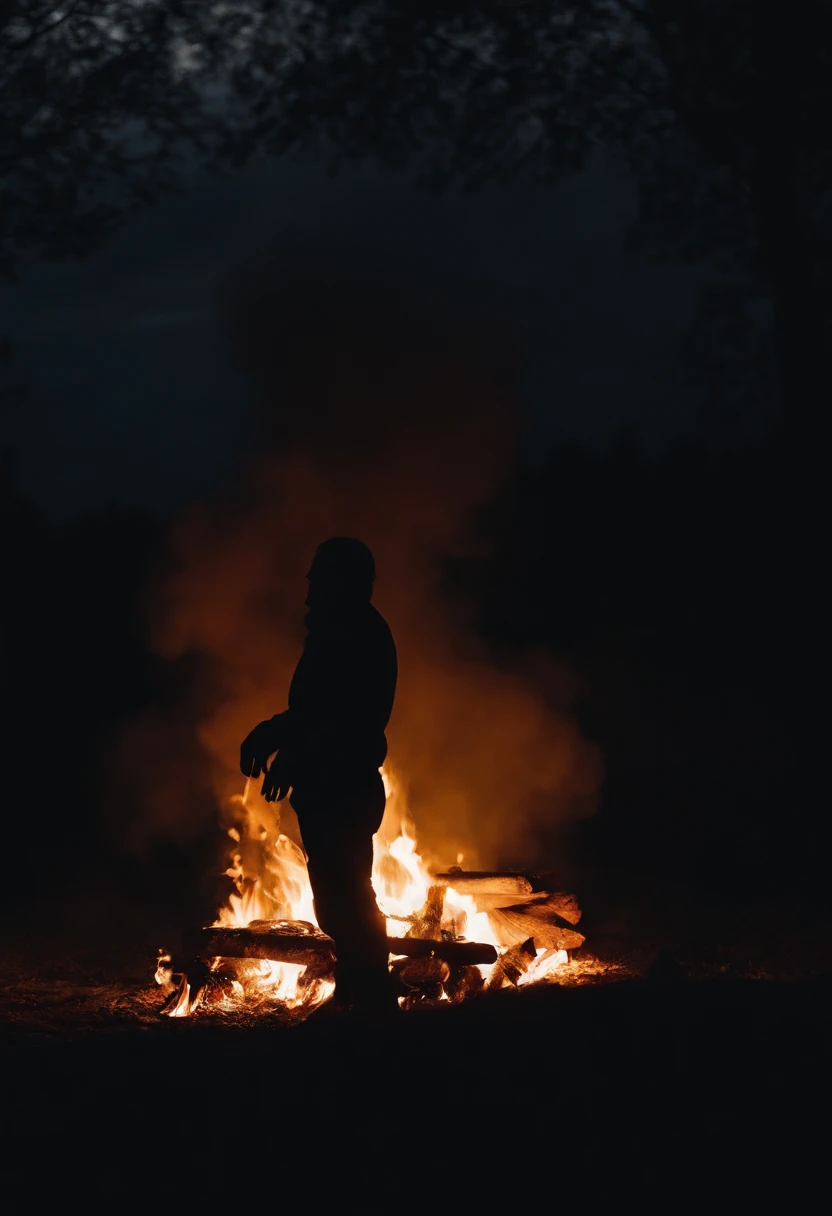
<box><xmin>212</xmin><ymin>0</ymin><xmax>832</xmax><ymax>424</ymax></box>
<box><xmin>3</xmin><ymin>1</ymin><xmax>831</xmax><ymax>423</ymax></box>
<box><xmin>0</xmin><ymin>0</ymin><xmax>239</xmax><ymax>279</ymax></box>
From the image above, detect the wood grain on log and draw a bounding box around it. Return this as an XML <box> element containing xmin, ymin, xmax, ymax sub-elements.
<box><xmin>486</xmin><ymin>937</ymin><xmax>537</xmax><ymax>990</ymax></box>
<box><xmin>201</xmin><ymin>921</ymin><xmax>336</xmax><ymax>977</ymax></box>
<box><xmin>388</xmin><ymin>936</ymin><xmax>498</xmax><ymax>966</ymax></box>
<box><xmin>536</xmin><ymin>892</ymin><xmax>582</xmax><ymax>926</ymax></box>
<box><xmin>201</xmin><ymin>920</ymin><xmax>497</xmax><ymax>969</ymax></box>
<box><xmin>434</xmin><ymin>871</ymin><xmax>533</xmax><ymax>896</ymax></box>
<box><xmin>468</xmin><ymin>891</ymin><xmax>582</xmax><ymax>923</ymax></box>
<box><xmin>390</xmin><ymin>956</ymin><xmax>451</xmax><ymax>998</ymax></box>
<box><xmin>397</xmin><ymin>956</ymin><xmax>451</xmax><ymax>988</ymax></box>
<box><xmin>487</xmin><ymin>907</ymin><xmax>585</xmax><ymax>952</ymax></box>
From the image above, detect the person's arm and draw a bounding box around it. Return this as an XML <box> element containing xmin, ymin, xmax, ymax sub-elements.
<box><xmin>239</xmin><ymin>710</ymin><xmax>290</xmax><ymax>778</ymax></box>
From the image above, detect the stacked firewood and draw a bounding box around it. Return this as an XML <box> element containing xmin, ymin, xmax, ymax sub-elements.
<box><xmin>393</xmin><ymin>869</ymin><xmax>584</xmax><ymax>1005</ymax></box>
<box><xmin>436</xmin><ymin>867</ymin><xmax>584</xmax><ymax>952</ymax></box>
<box><xmin>162</xmin><ymin>870</ymin><xmax>583</xmax><ymax>1013</ymax></box>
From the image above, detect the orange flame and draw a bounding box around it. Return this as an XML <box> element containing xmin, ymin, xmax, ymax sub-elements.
<box><xmin>157</xmin><ymin>765</ymin><xmax>567</xmax><ymax>1015</ymax></box>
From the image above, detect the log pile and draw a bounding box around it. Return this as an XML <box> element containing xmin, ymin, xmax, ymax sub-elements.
<box><xmin>163</xmin><ymin>868</ymin><xmax>583</xmax><ymax>1013</ymax></box>
<box><xmin>434</xmin><ymin>870</ymin><xmax>533</xmax><ymax>897</ymax></box>
<box><xmin>439</xmin><ymin>870</ymin><xmax>585</xmax><ymax>952</ymax></box>
<box><xmin>387</xmin><ymin>868</ymin><xmax>584</xmax><ymax>1003</ymax></box>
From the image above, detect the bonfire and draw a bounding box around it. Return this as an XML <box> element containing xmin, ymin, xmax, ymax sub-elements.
<box><xmin>155</xmin><ymin>768</ymin><xmax>585</xmax><ymax>1016</ymax></box>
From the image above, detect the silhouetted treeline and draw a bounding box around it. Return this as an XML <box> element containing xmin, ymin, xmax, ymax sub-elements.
<box><xmin>1</xmin><ymin>429</ymin><xmax>810</xmax><ymax>918</ymax></box>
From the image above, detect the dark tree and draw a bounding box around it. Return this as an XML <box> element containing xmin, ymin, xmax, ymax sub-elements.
<box><xmin>207</xmin><ymin>0</ymin><xmax>832</xmax><ymax>431</ymax></box>
<box><xmin>5</xmin><ymin>2</ymin><xmax>830</xmax><ymax>432</ymax></box>
<box><xmin>616</xmin><ymin>1</ymin><xmax>832</xmax><ymax>435</ymax></box>
<box><xmin>0</xmin><ymin>0</ymin><xmax>239</xmax><ymax>279</ymax></box>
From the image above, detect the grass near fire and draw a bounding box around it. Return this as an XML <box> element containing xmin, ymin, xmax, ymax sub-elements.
<box><xmin>0</xmin><ymin>954</ymin><xmax>624</xmax><ymax>1034</ymax></box>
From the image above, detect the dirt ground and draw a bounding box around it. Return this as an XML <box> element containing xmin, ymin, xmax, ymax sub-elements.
<box><xmin>2</xmin><ymin>881</ymin><xmax>829</xmax><ymax>1203</ymax></box>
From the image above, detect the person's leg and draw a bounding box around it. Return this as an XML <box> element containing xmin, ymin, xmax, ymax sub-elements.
<box><xmin>296</xmin><ymin>776</ymin><xmax>393</xmax><ymax>1010</ymax></box>
<box><xmin>332</xmin><ymin>792</ymin><xmax>391</xmax><ymax>1006</ymax></box>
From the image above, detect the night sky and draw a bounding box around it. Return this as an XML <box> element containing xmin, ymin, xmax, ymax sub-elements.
<box><xmin>3</xmin><ymin>153</ymin><xmax>704</xmax><ymax>522</ymax></box>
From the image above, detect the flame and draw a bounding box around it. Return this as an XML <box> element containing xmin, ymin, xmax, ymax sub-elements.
<box><xmin>518</xmin><ymin>947</ymin><xmax>570</xmax><ymax>984</ymax></box>
<box><xmin>205</xmin><ymin>779</ymin><xmax>334</xmax><ymax>1013</ymax></box>
<box><xmin>156</xmin><ymin>764</ymin><xmax>569</xmax><ymax>1016</ymax></box>
<box><xmin>370</xmin><ymin>767</ymin><xmax>432</xmax><ymax>936</ymax></box>
<box><xmin>217</xmin><ymin>827</ymin><xmax>318</xmax><ymax>930</ymax></box>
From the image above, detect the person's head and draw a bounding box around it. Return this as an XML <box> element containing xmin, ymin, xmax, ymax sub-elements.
<box><xmin>305</xmin><ymin>537</ymin><xmax>376</xmax><ymax>609</ymax></box>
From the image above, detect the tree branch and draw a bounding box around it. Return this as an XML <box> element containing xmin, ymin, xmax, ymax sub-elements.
<box><xmin>6</xmin><ymin>0</ymin><xmax>92</xmax><ymax>50</ymax></box>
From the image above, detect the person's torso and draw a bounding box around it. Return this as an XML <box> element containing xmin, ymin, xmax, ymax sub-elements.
<box><xmin>287</xmin><ymin>602</ymin><xmax>397</xmax><ymax>796</ymax></box>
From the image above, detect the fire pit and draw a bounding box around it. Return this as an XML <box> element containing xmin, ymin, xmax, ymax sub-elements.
<box><xmin>155</xmin><ymin>768</ymin><xmax>584</xmax><ymax>1016</ymax></box>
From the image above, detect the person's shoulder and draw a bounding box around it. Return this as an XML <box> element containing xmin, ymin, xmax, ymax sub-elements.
<box><xmin>367</xmin><ymin>603</ymin><xmax>395</xmax><ymax>644</ymax></box>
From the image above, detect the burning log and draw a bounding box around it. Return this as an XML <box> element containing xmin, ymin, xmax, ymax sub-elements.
<box><xmin>530</xmin><ymin>892</ymin><xmax>582</xmax><ymax>925</ymax></box>
<box><xmin>434</xmin><ymin>870</ymin><xmax>534</xmax><ymax>896</ymax></box>
<box><xmin>460</xmin><ymin>890</ymin><xmax>538</xmax><ymax>910</ymax></box>
<box><xmin>395</xmin><ymin>956</ymin><xmax>451</xmax><ymax>988</ymax></box>
<box><xmin>445</xmin><ymin>964</ymin><xmax>485</xmax><ymax>1003</ymax></box>
<box><xmin>402</xmin><ymin>983</ymin><xmax>445</xmax><ymax>1008</ymax></box>
<box><xmin>201</xmin><ymin>920</ymin><xmax>497</xmax><ymax>971</ymax></box>
<box><xmin>390</xmin><ymin>955</ymin><xmax>452</xmax><ymax>1002</ymax></box>
<box><xmin>200</xmin><ymin>921</ymin><xmax>336</xmax><ymax>977</ymax></box>
<box><xmin>501</xmin><ymin>891</ymin><xmax>582</xmax><ymax>925</ymax></box>
<box><xmin>405</xmin><ymin>885</ymin><xmax>446</xmax><ymax>940</ymax></box>
<box><xmin>388</xmin><ymin>936</ymin><xmax>497</xmax><ymax>966</ymax></box>
<box><xmin>199</xmin><ymin>968</ymin><xmax>247</xmax><ymax>1004</ymax></box>
<box><xmin>185</xmin><ymin>957</ymin><xmax>214</xmax><ymax>1005</ymax></box>
<box><xmin>486</xmin><ymin>937</ymin><xmax>537</xmax><ymax>990</ymax></box>
<box><xmin>487</xmin><ymin>905</ymin><xmax>585</xmax><ymax>952</ymax></box>
<box><xmin>466</xmin><ymin>890</ymin><xmax>582</xmax><ymax>922</ymax></box>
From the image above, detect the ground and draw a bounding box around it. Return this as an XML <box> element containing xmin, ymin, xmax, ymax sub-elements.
<box><xmin>2</xmin><ymin>882</ymin><xmax>830</xmax><ymax>1201</ymax></box>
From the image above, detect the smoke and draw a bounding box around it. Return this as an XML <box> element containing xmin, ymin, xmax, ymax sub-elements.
<box><xmin>113</xmin><ymin>240</ymin><xmax>601</xmax><ymax>869</ymax></box>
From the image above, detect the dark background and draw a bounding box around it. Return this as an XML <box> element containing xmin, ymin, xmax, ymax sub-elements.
<box><xmin>1</xmin><ymin>2</ymin><xmax>828</xmax><ymax>1199</ymax></box>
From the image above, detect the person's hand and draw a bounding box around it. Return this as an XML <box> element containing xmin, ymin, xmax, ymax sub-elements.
<box><xmin>261</xmin><ymin>750</ymin><xmax>293</xmax><ymax>803</ymax></box>
<box><xmin>240</xmin><ymin>717</ymin><xmax>281</xmax><ymax>779</ymax></box>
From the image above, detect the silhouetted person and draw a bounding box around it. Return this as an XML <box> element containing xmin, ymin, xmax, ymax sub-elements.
<box><xmin>240</xmin><ymin>537</ymin><xmax>397</xmax><ymax>1013</ymax></box>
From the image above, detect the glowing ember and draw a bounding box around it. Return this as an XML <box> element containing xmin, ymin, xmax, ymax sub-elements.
<box><xmin>156</xmin><ymin>765</ymin><xmax>572</xmax><ymax>1016</ymax></box>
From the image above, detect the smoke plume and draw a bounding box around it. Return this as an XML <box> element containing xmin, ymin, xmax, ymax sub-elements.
<box><xmin>114</xmin><ymin>240</ymin><xmax>601</xmax><ymax>871</ymax></box>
